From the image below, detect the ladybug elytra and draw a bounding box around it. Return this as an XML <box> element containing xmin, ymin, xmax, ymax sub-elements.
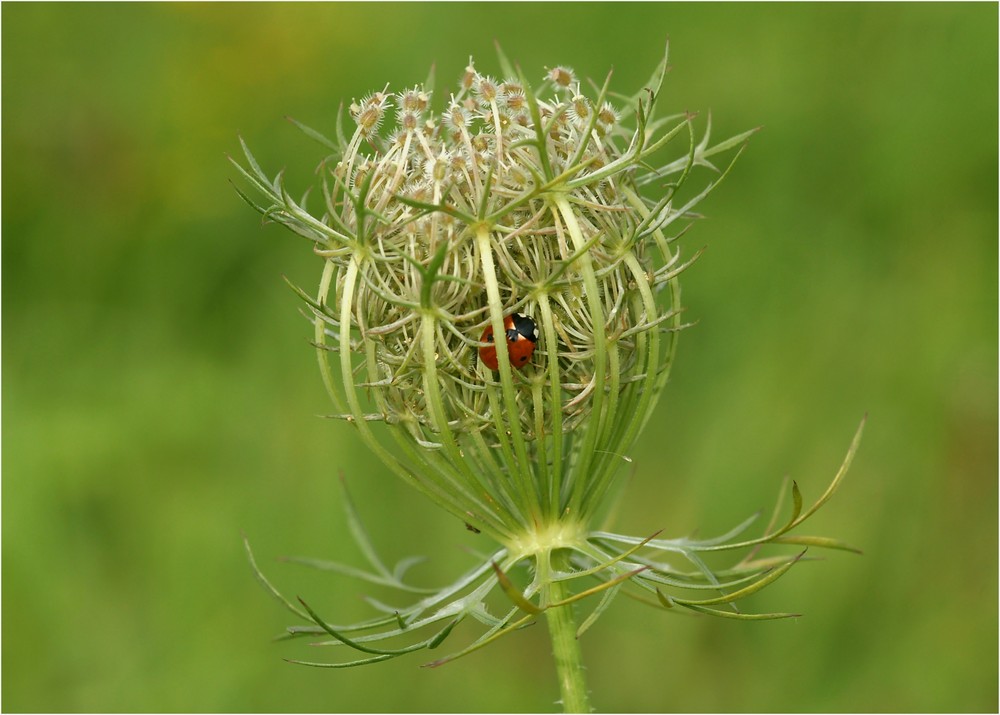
<box><xmin>478</xmin><ymin>313</ymin><xmax>539</xmax><ymax>371</ymax></box>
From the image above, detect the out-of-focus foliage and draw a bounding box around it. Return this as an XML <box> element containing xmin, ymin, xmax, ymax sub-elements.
<box><xmin>3</xmin><ymin>4</ymin><xmax>996</xmax><ymax>712</ymax></box>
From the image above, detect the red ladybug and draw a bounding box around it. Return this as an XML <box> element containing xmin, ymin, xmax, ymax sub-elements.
<box><xmin>478</xmin><ymin>313</ymin><xmax>539</xmax><ymax>371</ymax></box>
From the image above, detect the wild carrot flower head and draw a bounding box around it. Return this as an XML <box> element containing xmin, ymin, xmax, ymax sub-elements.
<box><xmin>235</xmin><ymin>45</ymin><xmax>862</xmax><ymax>676</ymax></box>
<box><xmin>235</xmin><ymin>47</ymin><xmax>754</xmax><ymax>544</ymax></box>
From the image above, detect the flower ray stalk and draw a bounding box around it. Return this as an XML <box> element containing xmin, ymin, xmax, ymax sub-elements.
<box><xmin>235</xmin><ymin>45</ymin><xmax>862</xmax><ymax>713</ymax></box>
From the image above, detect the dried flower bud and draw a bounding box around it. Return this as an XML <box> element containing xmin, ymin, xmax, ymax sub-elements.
<box><xmin>546</xmin><ymin>65</ymin><xmax>576</xmax><ymax>88</ymax></box>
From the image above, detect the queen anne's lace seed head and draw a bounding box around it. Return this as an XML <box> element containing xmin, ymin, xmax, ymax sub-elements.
<box><xmin>397</xmin><ymin>109</ymin><xmax>420</xmax><ymax>132</ymax></box>
<box><xmin>423</xmin><ymin>150</ymin><xmax>452</xmax><ymax>183</ymax></box>
<box><xmin>237</xmin><ymin>49</ymin><xmax>862</xmax><ymax>678</ymax></box>
<box><xmin>237</xmin><ymin>54</ymin><xmax>754</xmax><ymax>543</ymax></box>
<box><xmin>500</xmin><ymin>81</ymin><xmax>526</xmax><ymax>113</ymax></box>
<box><xmin>473</xmin><ymin>74</ymin><xmax>500</xmax><ymax>104</ymax></box>
<box><xmin>445</xmin><ymin>101</ymin><xmax>470</xmax><ymax>132</ymax></box>
<box><xmin>546</xmin><ymin>65</ymin><xmax>576</xmax><ymax>89</ymax></box>
<box><xmin>568</xmin><ymin>94</ymin><xmax>592</xmax><ymax>129</ymax></box>
<box><xmin>396</xmin><ymin>87</ymin><xmax>430</xmax><ymax>114</ymax></box>
<box><xmin>461</xmin><ymin>59</ymin><xmax>477</xmax><ymax>91</ymax></box>
<box><xmin>598</xmin><ymin>101</ymin><xmax>618</xmax><ymax>128</ymax></box>
<box><xmin>350</xmin><ymin>90</ymin><xmax>390</xmax><ymax>136</ymax></box>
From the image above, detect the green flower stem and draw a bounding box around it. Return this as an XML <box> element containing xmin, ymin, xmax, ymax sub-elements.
<box><xmin>544</xmin><ymin>549</ymin><xmax>592</xmax><ymax>713</ymax></box>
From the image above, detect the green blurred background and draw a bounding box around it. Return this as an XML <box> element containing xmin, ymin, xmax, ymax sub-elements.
<box><xmin>3</xmin><ymin>3</ymin><xmax>996</xmax><ymax>712</ymax></box>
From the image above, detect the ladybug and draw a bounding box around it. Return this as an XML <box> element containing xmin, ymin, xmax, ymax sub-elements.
<box><xmin>478</xmin><ymin>313</ymin><xmax>539</xmax><ymax>371</ymax></box>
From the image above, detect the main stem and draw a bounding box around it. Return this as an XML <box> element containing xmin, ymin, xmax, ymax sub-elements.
<box><xmin>544</xmin><ymin>549</ymin><xmax>592</xmax><ymax>713</ymax></box>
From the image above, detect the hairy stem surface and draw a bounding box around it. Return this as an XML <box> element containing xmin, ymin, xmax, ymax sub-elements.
<box><xmin>544</xmin><ymin>549</ymin><xmax>591</xmax><ymax>713</ymax></box>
